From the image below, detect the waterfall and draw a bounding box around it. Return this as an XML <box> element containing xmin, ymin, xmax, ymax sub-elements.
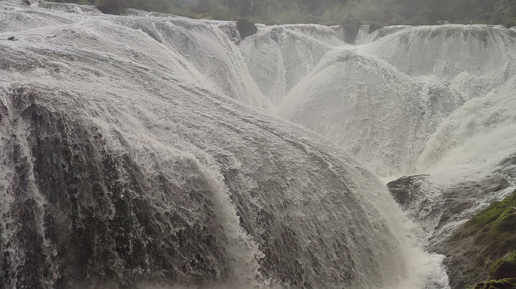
<box><xmin>4</xmin><ymin>1</ymin><xmax>516</xmax><ymax>289</ymax></box>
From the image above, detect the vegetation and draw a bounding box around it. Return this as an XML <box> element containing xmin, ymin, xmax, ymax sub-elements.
<box><xmin>441</xmin><ymin>190</ymin><xmax>516</xmax><ymax>288</ymax></box>
<box><xmin>490</xmin><ymin>252</ymin><xmax>516</xmax><ymax>280</ymax></box>
<box><xmin>458</xmin><ymin>190</ymin><xmax>516</xmax><ymax>267</ymax></box>
<box><xmin>461</xmin><ymin>190</ymin><xmax>516</xmax><ymax>259</ymax></box>
<box><xmin>45</xmin><ymin>0</ymin><xmax>516</xmax><ymax>27</ymax></box>
<box><xmin>471</xmin><ymin>252</ymin><xmax>516</xmax><ymax>289</ymax></box>
<box><xmin>473</xmin><ymin>278</ymin><xmax>516</xmax><ymax>289</ymax></box>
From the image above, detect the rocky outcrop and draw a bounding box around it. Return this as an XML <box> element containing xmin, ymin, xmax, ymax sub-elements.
<box><xmin>473</xmin><ymin>278</ymin><xmax>516</xmax><ymax>289</ymax></box>
<box><xmin>387</xmin><ymin>174</ymin><xmax>429</xmax><ymax>209</ymax></box>
<box><xmin>490</xmin><ymin>252</ymin><xmax>516</xmax><ymax>280</ymax></box>
<box><xmin>387</xmin><ymin>166</ymin><xmax>515</xmax><ymax>289</ymax></box>
<box><xmin>387</xmin><ymin>174</ymin><xmax>510</xmax><ymax>248</ymax></box>
<box><xmin>236</xmin><ymin>19</ymin><xmax>257</xmax><ymax>40</ymax></box>
<box><xmin>439</xmin><ymin>190</ymin><xmax>516</xmax><ymax>288</ymax></box>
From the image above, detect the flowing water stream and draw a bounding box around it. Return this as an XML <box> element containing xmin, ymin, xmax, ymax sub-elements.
<box><xmin>1</xmin><ymin>1</ymin><xmax>515</xmax><ymax>288</ymax></box>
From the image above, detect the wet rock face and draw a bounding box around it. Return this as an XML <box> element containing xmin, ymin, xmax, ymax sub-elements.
<box><xmin>387</xmin><ymin>173</ymin><xmax>513</xmax><ymax>289</ymax></box>
<box><xmin>1</xmin><ymin>90</ymin><xmax>230</xmax><ymax>288</ymax></box>
<box><xmin>439</xmin><ymin>191</ymin><xmax>516</xmax><ymax>289</ymax></box>
<box><xmin>490</xmin><ymin>252</ymin><xmax>516</xmax><ymax>280</ymax></box>
<box><xmin>387</xmin><ymin>174</ymin><xmax>429</xmax><ymax>209</ymax></box>
<box><xmin>387</xmin><ymin>174</ymin><xmax>510</xmax><ymax>246</ymax></box>
<box><xmin>0</xmin><ymin>81</ymin><xmax>410</xmax><ymax>288</ymax></box>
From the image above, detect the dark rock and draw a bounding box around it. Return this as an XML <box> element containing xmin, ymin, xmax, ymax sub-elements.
<box><xmin>387</xmin><ymin>174</ymin><xmax>428</xmax><ymax>209</ymax></box>
<box><xmin>236</xmin><ymin>19</ymin><xmax>257</xmax><ymax>40</ymax></box>
<box><xmin>369</xmin><ymin>23</ymin><xmax>383</xmax><ymax>33</ymax></box>
<box><xmin>490</xmin><ymin>252</ymin><xmax>516</xmax><ymax>280</ymax></box>
<box><xmin>8</xmin><ymin>36</ymin><xmax>16</xmax><ymax>41</ymax></box>
<box><xmin>439</xmin><ymin>191</ymin><xmax>516</xmax><ymax>289</ymax></box>
<box><xmin>438</xmin><ymin>175</ymin><xmax>510</xmax><ymax>227</ymax></box>
<box><xmin>387</xmin><ymin>173</ymin><xmax>512</xmax><ymax>289</ymax></box>
<box><xmin>341</xmin><ymin>16</ymin><xmax>362</xmax><ymax>44</ymax></box>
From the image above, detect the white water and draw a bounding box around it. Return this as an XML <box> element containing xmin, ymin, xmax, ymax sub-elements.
<box><xmin>271</xmin><ymin>25</ymin><xmax>516</xmax><ymax>179</ymax></box>
<box><xmin>3</xmin><ymin>1</ymin><xmax>516</xmax><ymax>289</ymax></box>
<box><xmin>265</xmin><ymin>23</ymin><xmax>516</xmax><ymax>255</ymax></box>
<box><xmin>0</xmin><ymin>1</ymin><xmax>449</xmax><ymax>288</ymax></box>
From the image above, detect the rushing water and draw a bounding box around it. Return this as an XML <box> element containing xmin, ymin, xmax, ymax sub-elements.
<box><xmin>1</xmin><ymin>1</ymin><xmax>515</xmax><ymax>289</ymax></box>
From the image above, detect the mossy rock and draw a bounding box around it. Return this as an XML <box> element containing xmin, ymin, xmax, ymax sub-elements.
<box><xmin>457</xmin><ymin>190</ymin><xmax>516</xmax><ymax>258</ymax></box>
<box><xmin>236</xmin><ymin>19</ymin><xmax>257</xmax><ymax>40</ymax></box>
<box><xmin>490</xmin><ymin>252</ymin><xmax>516</xmax><ymax>280</ymax></box>
<box><xmin>473</xmin><ymin>278</ymin><xmax>516</xmax><ymax>289</ymax></box>
<box><xmin>440</xmin><ymin>190</ymin><xmax>516</xmax><ymax>289</ymax></box>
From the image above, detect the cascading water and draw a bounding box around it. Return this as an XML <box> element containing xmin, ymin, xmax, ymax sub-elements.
<box><xmin>255</xmin><ymin>20</ymin><xmax>516</xmax><ymax>275</ymax></box>
<box><xmin>239</xmin><ymin>24</ymin><xmax>344</xmax><ymax>104</ymax></box>
<box><xmin>3</xmin><ymin>1</ymin><xmax>515</xmax><ymax>289</ymax></box>
<box><xmin>0</xmin><ymin>1</ymin><xmax>448</xmax><ymax>288</ymax></box>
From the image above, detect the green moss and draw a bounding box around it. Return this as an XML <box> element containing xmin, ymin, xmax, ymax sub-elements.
<box><xmin>490</xmin><ymin>252</ymin><xmax>516</xmax><ymax>280</ymax></box>
<box><xmin>472</xmin><ymin>278</ymin><xmax>516</xmax><ymax>289</ymax></box>
<box><xmin>457</xmin><ymin>190</ymin><xmax>516</xmax><ymax>258</ymax></box>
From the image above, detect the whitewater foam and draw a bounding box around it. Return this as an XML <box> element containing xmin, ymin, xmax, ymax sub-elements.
<box><xmin>5</xmin><ymin>2</ymin><xmax>516</xmax><ymax>289</ymax></box>
<box><xmin>0</xmin><ymin>2</ymin><xmax>447</xmax><ymax>288</ymax></box>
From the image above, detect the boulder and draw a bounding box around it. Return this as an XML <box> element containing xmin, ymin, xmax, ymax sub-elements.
<box><xmin>490</xmin><ymin>252</ymin><xmax>516</xmax><ymax>280</ymax></box>
<box><xmin>236</xmin><ymin>19</ymin><xmax>257</xmax><ymax>40</ymax></box>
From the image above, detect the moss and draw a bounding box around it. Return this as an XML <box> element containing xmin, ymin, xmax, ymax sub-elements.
<box><xmin>472</xmin><ymin>278</ymin><xmax>516</xmax><ymax>289</ymax></box>
<box><xmin>442</xmin><ymin>190</ymin><xmax>516</xmax><ymax>288</ymax></box>
<box><xmin>471</xmin><ymin>253</ymin><xmax>516</xmax><ymax>289</ymax></box>
<box><xmin>490</xmin><ymin>252</ymin><xmax>516</xmax><ymax>280</ymax></box>
<box><xmin>456</xmin><ymin>190</ymin><xmax>516</xmax><ymax>259</ymax></box>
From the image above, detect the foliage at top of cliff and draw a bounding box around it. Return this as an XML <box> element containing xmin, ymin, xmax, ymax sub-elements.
<box><xmin>47</xmin><ymin>0</ymin><xmax>516</xmax><ymax>26</ymax></box>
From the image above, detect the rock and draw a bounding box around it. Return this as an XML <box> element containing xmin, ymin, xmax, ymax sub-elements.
<box><xmin>387</xmin><ymin>174</ymin><xmax>510</xmax><ymax>246</ymax></box>
<box><xmin>387</xmin><ymin>174</ymin><xmax>428</xmax><ymax>209</ymax></box>
<box><xmin>236</xmin><ymin>19</ymin><xmax>257</xmax><ymax>40</ymax></box>
<box><xmin>490</xmin><ymin>252</ymin><xmax>516</xmax><ymax>280</ymax></box>
<box><xmin>439</xmin><ymin>191</ymin><xmax>516</xmax><ymax>289</ymax></box>
<box><xmin>341</xmin><ymin>15</ymin><xmax>361</xmax><ymax>44</ymax></box>
<box><xmin>473</xmin><ymin>278</ymin><xmax>516</xmax><ymax>289</ymax></box>
<box><xmin>387</xmin><ymin>174</ymin><xmax>513</xmax><ymax>289</ymax></box>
